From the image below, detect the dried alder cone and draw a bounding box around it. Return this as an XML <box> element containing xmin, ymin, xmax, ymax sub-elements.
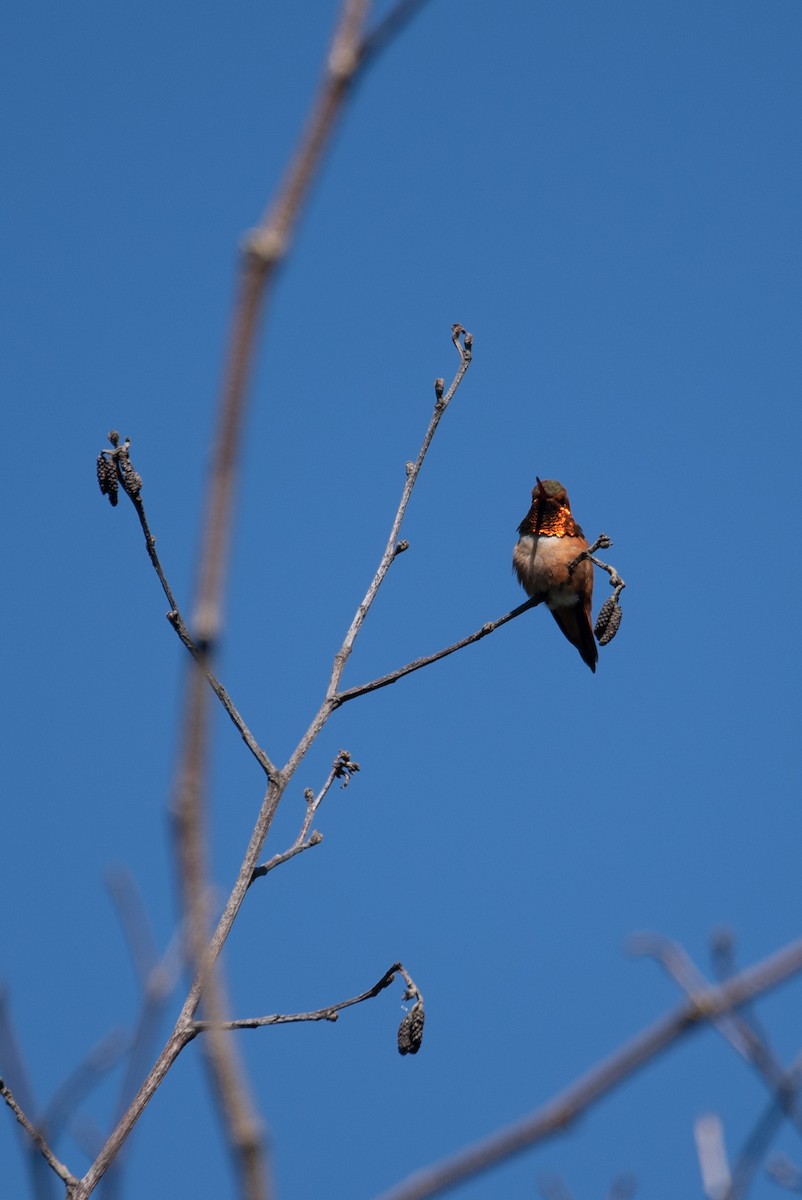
<box><xmin>594</xmin><ymin>595</ymin><xmax>623</xmax><ymax>645</ymax></box>
<box><xmin>96</xmin><ymin>430</ymin><xmax>143</xmax><ymax>507</ymax></box>
<box><xmin>397</xmin><ymin>1000</ymin><xmax>425</xmax><ymax>1056</ymax></box>
<box><xmin>96</xmin><ymin>453</ymin><xmax>118</xmax><ymax>506</ymax></box>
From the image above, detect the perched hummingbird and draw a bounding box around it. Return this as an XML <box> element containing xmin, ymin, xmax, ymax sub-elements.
<box><xmin>512</xmin><ymin>477</ymin><xmax>598</xmax><ymax>673</ymax></box>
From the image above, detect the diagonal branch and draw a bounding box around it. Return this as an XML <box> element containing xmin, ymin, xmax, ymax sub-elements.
<box><xmin>101</xmin><ymin>447</ymin><xmax>278</xmax><ymax>781</ymax></box>
<box><xmin>327</xmin><ymin>326</ymin><xmax>473</xmax><ymax>699</ymax></box>
<box><xmin>335</xmin><ymin>596</ymin><xmax>537</xmax><ymax>705</ymax></box>
<box><xmin>630</xmin><ymin>932</ymin><xmax>802</xmax><ymax>1200</ymax></box>
<box><xmin>0</xmin><ymin>1079</ymin><xmax>78</xmax><ymax>1189</ymax></box>
<box><xmin>630</xmin><ymin>932</ymin><xmax>802</xmax><ymax>1123</ymax></box>
<box><xmin>372</xmin><ymin>936</ymin><xmax>802</xmax><ymax>1200</ymax></box>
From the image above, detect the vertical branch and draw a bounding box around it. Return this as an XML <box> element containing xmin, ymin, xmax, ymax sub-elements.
<box><xmin>69</xmin><ymin>5</ymin><xmax>436</xmax><ymax>1197</ymax></box>
<box><xmin>194</xmin><ymin>0</ymin><xmax>372</xmax><ymax>646</ymax></box>
<box><xmin>169</xmin><ymin>3</ymin><xmax>374</xmax><ymax>1199</ymax></box>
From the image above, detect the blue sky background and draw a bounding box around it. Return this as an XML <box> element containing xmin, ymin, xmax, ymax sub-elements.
<box><xmin>3</xmin><ymin>2</ymin><xmax>802</xmax><ymax>1197</ymax></box>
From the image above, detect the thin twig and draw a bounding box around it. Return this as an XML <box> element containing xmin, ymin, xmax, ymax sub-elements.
<box><xmin>166</xmin><ymin>609</ymin><xmax>276</xmax><ymax>778</ymax></box>
<box><xmin>274</xmin><ymin>330</ymin><xmax>474</xmax><ymax>794</ymax></box>
<box><xmin>40</xmin><ymin>1031</ymin><xmax>131</xmax><ymax>1147</ymax></box>
<box><xmin>372</xmin><ymin>937</ymin><xmax>802</xmax><ymax>1200</ymax></box>
<box><xmin>711</xmin><ymin>927</ymin><xmax>770</xmax><ymax>1046</ymax></box>
<box><xmin>190</xmin><ymin>961</ymin><xmax>414</xmax><ymax>1034</ymax></box>
<box><xmin>0</xmin><ymin>1079</ymin><xmax>78</xmax><ymax>1188</ymax></box>
<box><xmin>335</xmin><ymin>595</ymin><xmax>536</xmax><ymax>705</ymax></box>
<box><xmin>568</xmin><ymin>533</ymin><xmax>626</xmax><ymax>597</ymax></box>
<box><xmin>251</xmin><ymin>749</ymin><xmax>359</xmax><ymax>880</ymax></box>
<box><xmin>724</xmin><ymin>1054</ymin><xmax>802</xmax><ymax>1200</ymax></box>
<box><xmin>327</xmin><ymin>326</ymin><xmax>473</xmax><ymax>699</ymax></box>
<box><xmin>104</xmin><ymin>456</ymin><xmax>278</xmax><ymax>779</ymax></box>
<box><xmin>360</xmin><ymin>0</ymin><xmax>433</xmax><ymax>65</ymax></box>
<box><xmin>630</xmin><ymin>934</ymin><xmax>802</xmax><ymax>1116</ymax></box>
<box><xmin>101</xmin><ymin>870</ymin><xmax>183</xmax><ymax>1200</ymax></box>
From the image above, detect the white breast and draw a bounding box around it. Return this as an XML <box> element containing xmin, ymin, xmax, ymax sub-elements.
<box><xmin>513</xmin><ymin>534</ymin><xmax>579</xmax><ymax>608</ymax></box>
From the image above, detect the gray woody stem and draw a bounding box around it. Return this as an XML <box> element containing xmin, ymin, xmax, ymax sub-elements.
<box><xmin>190</xmin><ymin>962</ymin><xmax>419</xmax><ymax>1034</ymax></box>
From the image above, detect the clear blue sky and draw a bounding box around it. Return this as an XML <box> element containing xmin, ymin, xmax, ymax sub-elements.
<box><xmin>3</xmin><ymin>2</ymin><xmax>802</xmax><ymax>1197</ymax></box>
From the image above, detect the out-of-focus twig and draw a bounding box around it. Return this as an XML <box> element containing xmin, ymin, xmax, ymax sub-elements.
<box><xmin>371</xmin><ymin>936</ymin><xmax>802</xmax><ymax>1200</ymax></box>
<box><xmin>78</xmin><ymin>4</ymin><xmax>436</xmax><ymax>1197</ymax></box>
<box><xmin>173</xmin><ymin>3</ymin><xmax>382</xmax><ymax>1194</ymax></box>
<box><xmin>710</xmin><ymin>927</ymin><xmax>771</xmax><ymax>1047</ymax></box>
<box><xmin>767</xmin><ymin>1153</ymin><xmax>802</xmax><ymax>1193</ymax></box>
<box><xmin>630</xmin><ymin>932</ymin><xmax>802</xmax><ymax>1200</ymax></box>
<box><xmin>629</xmin><ymin>933</ymin><xmax>801</xmax><ymax>1115</ymax></box>
<box><xmin>100</xmin><ymin>869</ymin><xmax>183</xmax><ymax>1200</ymax></box>
<box><xmin>695</xmin><ymin>1113</ymin><xmax>731</xmax><ymax>1200</ymax></box>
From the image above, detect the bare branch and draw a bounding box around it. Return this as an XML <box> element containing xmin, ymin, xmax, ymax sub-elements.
<box><xmin>710</xmin><ymin>926</ymin><xmax>771</xmax><ymax>1046</ymax></box>
<box><xmin>276</xmin><ymin>329</ymin><xmax>474</xmax><ymax>785</ymax></box>
<box><xmin>335</xmin><ymin>597</ymin><xmax>537</xmax><ymax>705</ymax></box>
<box><xmin>630</xmin><ymin>931</ymin><xmax>802</xmax><ymax>1199</ymax></box>
<box><xmin>166</xmin><ymin>608</ymin><xmax>277</xmax><ymax>778</ymax></box>
<box><xmin>101</xmin><ymin>870</ymin><xmax>184</xmax><ymax>1200</ymax></box>
<box><xmin>0</xmin><ymin>1078</ymin><xmax>78</xmax><ymax>1188</ymax></box>
<box><xmin>327</xmin><ymin>326</ymin><xmax>473</xmax><ymax>699</ymax></box>
<box><xmin>197</xmin><ymin>1014</ymin><xmax>268</xmax><ymax>1200</ymax></box>
<box><xmin>568</xmin><ymin>532</ymin><xmax>626</xmax><ymax>592</ymax></box>
<box><xmin>629</xmin><ymin>933</ymin><xmax>800</xmax><ymax>1107</ymax></box>
<box><xmin>567</xmin><ymin>533</ymin><xmax>626</xmax><ymax>648</ymax></box>
<box><xmin>189</xmin><ymin>962</ymin><xmax>421</xmax><ymax>1035</ymax></box>
<box><xmin>360</xmin><ymin>0</ymin><xmax>433</xmax><ymax>65</ymax></box>
<box><xmin>251</xmin><ymin>749</ymin><xmax>359</xmax><ymax>880</ymax></box>
<box><xmin>98</xmin><ymin>431</ymin><xmax>278</xmax><ymax>780</ymax></box>
<box><xmin>372</xmin><ymin>937</ymin><xmax>802</xmax><ymax>1200</ymax></box>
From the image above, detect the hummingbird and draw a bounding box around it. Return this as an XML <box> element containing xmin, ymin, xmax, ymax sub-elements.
<box><xmin>512</xmin><ymin>477</ymin><xmax>598</xmax><ymax>673</ymax></box>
